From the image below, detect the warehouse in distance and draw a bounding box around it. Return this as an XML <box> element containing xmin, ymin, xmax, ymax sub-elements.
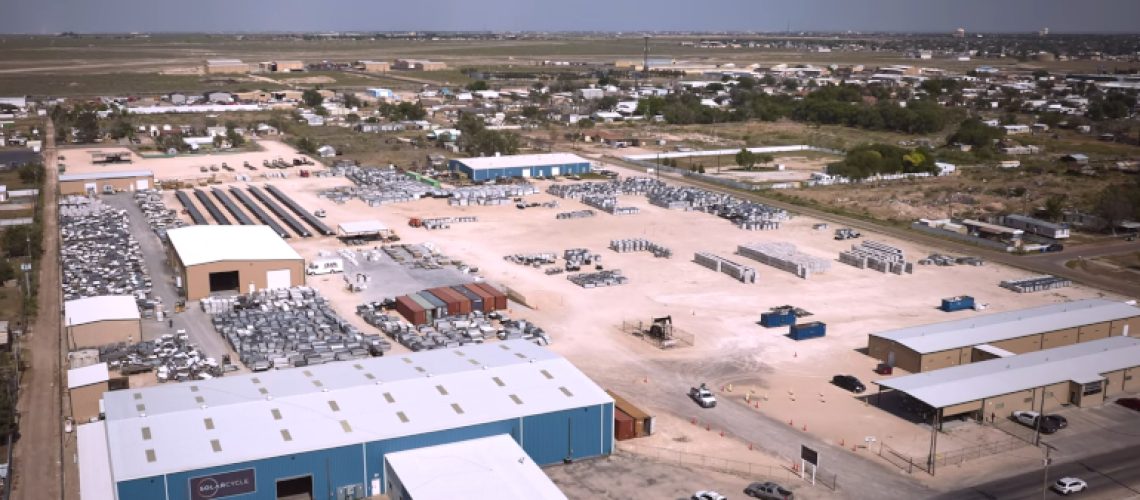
<box><xmin>449</xmin><ymin>153</ymin><xmax>593</xmax><ymax>182</ymax></box>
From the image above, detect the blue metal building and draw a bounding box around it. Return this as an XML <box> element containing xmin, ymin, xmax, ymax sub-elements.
<box><xmin>83</xmin><ymin>340</ymin><xmax>613</xmax><ymax>500</ymax></box>
<box><xmin>449</xmin><ymin>153</ymin><xmax>592</xmax><ymax>182</ymax></box>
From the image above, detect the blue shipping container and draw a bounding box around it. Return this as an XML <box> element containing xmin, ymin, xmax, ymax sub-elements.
<box><xmin>940</xmin><ymin>296</ymin><xmax>975</xmax><ymax>312</ymax></box>
<box><xmin>760</xmin><ymin>311</ymin><xmax>796</xmax><ymax>328</ymax></box>
<box><xmin>789</xmin><ymin>322</ymin><xmax>826</xmax><ymax>340</ymax></box>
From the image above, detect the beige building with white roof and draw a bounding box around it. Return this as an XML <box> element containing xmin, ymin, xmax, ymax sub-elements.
<box><xmin>166</xmin><ymin>225</ymin><xmax>305</xmax><ymax>300</ymax></box>
<box><xmin>65</xmin><ymin>295</ymin><xmax>141</xmax><ymax>348</ymax></box>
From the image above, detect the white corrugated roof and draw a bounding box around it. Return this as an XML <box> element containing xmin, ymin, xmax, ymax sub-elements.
<box><xmin>65</xmin><ymin>295</ymin><xmax>140</xmax><ymax>326</ymax></box>
<box><xmin>167</xmin><ymin>225</ymin><xmax>302</xmax><ymax>266</ymax></box>
<box><xmin>872</xmin><ymin>299</ymin><xmax>1140</xmax><ymax>354</ymax></box>
<box><xmin>59</xmin><ymin>171</ymin><xmax>153</xmax><ymax>182</ymax></box>
<box><xmin>68</xmin><ymin>362</ymin><xmax>110</xmax><ymax>389</ymax></box>
<box><xmin>876</xmin><ymin>336</ymin><xmax>1140</xmax><ymax>408</ymax></box>
<box><xmin>453</xmin><ymin>153</ymin><xmax>590</xmax><ymax>171</ymax></box>
<box><xmin>101</xmin><ymin>340</ymin><xmax>611</xmax><ymax>482</ymax></box>
<box><xmin>386</xmin><ymin>434</ymin><xmax>567</xmax><ymax>500</ymax></box>
<box><xmin>78</xmin><ymin>421</ymin><xmax>115</xmax><ymax>500</ymax></box>
<box><xmin>337</xmin><ymin>220</ymin><xmax>388</xmax><ymax>235</ymax></box>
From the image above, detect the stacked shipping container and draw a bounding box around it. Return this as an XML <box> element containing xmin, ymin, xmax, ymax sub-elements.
<box><xmin>392</xmin><ymin>283</ymin><xmax>510</xmax><ymax>325</ymax></box>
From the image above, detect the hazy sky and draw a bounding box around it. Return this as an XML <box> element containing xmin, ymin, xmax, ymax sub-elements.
<box><xmin>2</xmin><ymin>0</ymin><xmax>1138</xmax><ymax>34</ymax></box>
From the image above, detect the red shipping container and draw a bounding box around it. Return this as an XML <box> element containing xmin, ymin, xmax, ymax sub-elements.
<box><xmin>430</xmin><ymin>287</ymin><xmax>472</xmax><ymax>315</ymax></box>
<box><xmin>395</xmin><ymin>295</ymin><xmax>427</xmax><ymax>325</ymax></box>
<box><xmin>614</xmin><ymin>408</ymin><xmax>636</xmax><ymax>441</ymax></box>
<box><xmin>462</xmin><ymin>283</ymin><xmax>497</xmax><ymax>313</ymax></box>
<box><xmin>473</xmin><ymin>282</ymin><xmax>508</xmax><ymax>310</ymax></box>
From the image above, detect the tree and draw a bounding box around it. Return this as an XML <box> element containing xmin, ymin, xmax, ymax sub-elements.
<box><xmin>212</xmin><ymin>135</ymin><xmax>226</xmax><ymax>148</ymax></box>
<box><xmin>1043</xmin><ymin>194</ymin><xmax>1066</xmax><ymax>222</ymax></box>
<box><xmin>735</xmin><ymin>148</ymin><xmax>756</xmax><ymax>170</ymax></box>
<box><xmin>0</xmin><ymin>259</ymin><xmax>14</xmax><ymax>284</ymax></box>
<box><xmin>1094</xmin><ymin>184</ymin><xmax>1139</xmax><ymax>233</ymax></box>
<box><xmin>756</xmin><ymin>153</ymin><xmax>775</xmax><ymax>168</ymax></box>
<box><xmin>576</xmin><ymin>119</ymin><xmax>595</xmax><ymax>129</ymax></box>
<box><xmin>596</xmin><ymin>96</ymin><xmax>619</xmax><ymax>111</ymax></box>
<box><xmin>295</xmin><ymin>137</ymin><xmax>318</xmax><ymax>155</ymax></box>
<box><xmin>301</xmin><ymin>89</ymin><xmax>324</xmax><ymax>108</ymax></box>
<box><xmin>2</xmin><ymin>225</ymin><xmax>42</xmax><ymax>258</ymax></box>
<box><xmin>75</xmin><ymin>110</ymin><xmax>100</xmax><ymax>143</ymax></box>
<box><xmin>108</xmin><ymin>118</ymin><xmax>134</xmax><ymax>140</ymax></box>
<box><xmin>466</xmin><ymin>80</ymin><xmax>490</xmax><ymax>91</ymax></box>
<box><xmin>346</xmin><ymin>113</ymin><xmax>361</xmax><ymax>124</ymax></box>
<box><xmin>17</xmin><ymin>162</ymin><xmax>41</xmax><ymax>185</ymax></box>
<box><xmin>226</xmin><ymin>127</ymin><xmax>245</xmax><ymax>147</ymax></box>
<box><xmin>342</xmin><ymin>93</ymin><xmax>363</xmax><ymax>109</ymax></box>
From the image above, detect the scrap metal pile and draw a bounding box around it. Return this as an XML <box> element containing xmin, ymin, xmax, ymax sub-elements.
<box><xmin>505</xmin><ymin>253</ymin><xmax>558</xmax><ymax>267</ymax></box>
<box><xmin>556</xmin><ymin>209</ymin><xmax>596</xmax><ymax>220</ymax></box>
<box><xmin>382</xmin><ymin>243</ymin><xmax>462</xmax><ymax>269</ymax></box>
<box><xmin>99</xmin><ymin>332</ymin><xmax>223</xmax><ymax>382</ymax></box>
<box><xmin>546</xmin><ymin>179</ymin><xmax>649</xmax><ymax>215</ymax></box>
<box><xmin>918</xmin><ymin>253</ymin><xmax>985</xmax><ymax>266</ymax></box>
<box><xmin>838</xmin><ymin>240</ymin><xmax>915</xmax><ymax>275</ymax></box>
<box><xmin>358</xmin><ymin>306</ymin><xmax>551</xmax><ymax>351</ymax></box>
<box><xmin>448</xmin><ymin>184</ymin><xmax>538</xmax><ymax>206</ymax></box>
<box><xmin>609</xmin><ymin>238</ymin><xmax>672</xmax><ymax>258</ymax></box>
<box><xmin>567</xmin><ymin>269</ymin><xmax>628</xmax><ymax>288</ymax></box>
<box><xmin>737</xmin><ymin>242</ymin><xmax>830</xmax><ymax>279</ymax></box>
<box><xmin>419</xmin><ymin>216</ymin><xmax>478</xmax><ymax>230</ymax></box>
<box><xmin>133</xmin><ymin>190</ymin><xmax>186</xmax><ymax>240</ymax></box>
<box><xmin>1000</xmin><ymin>275</ymin><xmax>1072</xmax><ymax>293</ymax></box>
<box><xmin>60</xmin><ymin>196</ymin><xmax>151</xmax><ymax>300</ymax></box>
<box><xmin>202</xmin><ymin>287</ymin><xmax>391</xmax><ymax>371</ymax></box>
<box><xmin>322</xmin><ymin>165</ymin><xmax>442</xmax><ymax>205</ymax></box>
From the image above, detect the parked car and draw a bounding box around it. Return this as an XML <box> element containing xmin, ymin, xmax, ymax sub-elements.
<box><xmin>1012</xmin><ymin>410</ymin><xmax>1059</xmax><ymax>434</ymax></box>
<box><xmin>1043</xmin><ymin>414</ymin><xmax>1068</xmax><ymax>429</ymax></box>
<box><xmin>1051</xmin><ymin>477</ymin><xmax>1087</xmax><ymax>495</ymax></box>
<box><xmin>1116</xmin><ymin>397</ymin><xmax>1140</xmax><ymax>411</ymax></box>
<box><xmin>831</xmin><ymin>375</ymin><xmax>866</xmax><ymax>393</ymax></box>
<box><xmin>692</xmin><ymin>491</ymin><xmax>727</xmax><ymax>500</ymax></box>
<box><xmin>745</xmin><ymin>481</ymin><xmax>794</xmax><ymax>500</ymax></box>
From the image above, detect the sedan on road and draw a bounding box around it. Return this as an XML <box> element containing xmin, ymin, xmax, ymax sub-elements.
<box><xmin>692</xmin><ymin>491</ymin><xmax>727</xmax><ymax>500</ymax></box>
<box><xmin>831</xmin><ymin>375</ymin><xmax>866</xmax><ymax>393</ymax></box>
<box><xmin>1051</xmin><ymin>477</ymin><xmax>1087</xmax><ymax>495</ymax></box>
<box><xmin>1043</xmin><ymin>414</ymin><xmax>1068</xmax><ymax>429</ymax></box>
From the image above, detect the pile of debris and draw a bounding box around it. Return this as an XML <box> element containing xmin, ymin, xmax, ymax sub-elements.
<box><xmin>505</xmin><ymin>253</ymin><xmax>558</xmax><ymax>267</ymax></box>
<box><xmin>133</xmin><ymin>190</ymin><xmax>186</xmax><ymax>240</ymax></box>
<box><xmin>60</xmin><ymin>196</ymin><xmax>151</xmax><ymax>300</ymax></box>
<box><xmin>918</xmin><ymin>253</ymin><xmax>985</xmax><ymax>266</ymax></box>
<box><xmin>610</xmin><ymin>239</ymin><xmax>672</xmax><ymax>258</ymax></box>
<box><xmin>567</xmin><ymin>269</ymin><xmax>628</xmax><ymax>288</ymax></box>
<box><xmin>1000</xmin><ymin>275</ymin><xmax>1072</xmax><ymax>293</ymax></box>
<box><xmin>556</xmin><ymin>209</ymin><xmax>596</xmax><ymax>220</ymax></box>
<box><xmin>204</xmin><ymin>287</ymin><xmax>391</xmax><ymax>371</ymax></box>
<box><xmin>357</xmin><ymin>306</ymin><xmax>550</xmax><ymax>351</ymax></box>
<box><xmin>382</xmin><ymin>243</ymin><xmax>462</xmax><ymax>269</ymax></box>
<box><xmin>99</xmin><ymin>332</ymin><xmax>224</xmax><ymax>382</ymax></box>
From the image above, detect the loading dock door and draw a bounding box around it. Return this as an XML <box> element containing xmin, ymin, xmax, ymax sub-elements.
<box><xmin>135</xmin><ymin>179</ymin><xmax>149</xmax><ymax>190</ymax></box>
<box><xmin>551</xmin><ymin>166</ymin><xmax>560</xmax><ymax>176</ymax></box>
<box><xmin>266</xmin><ymin>269</ymin><xmax>292</xmax><ymax>290</ymax></box>
<box><xmin>208</xmin><ymin>271</ymin><xmax>240</xmax><ymax>293</ymax></box>
<box><xmin>276</xmin><ymin>475</ymin><xmax>313</xmax><ymax>500</ymax></box>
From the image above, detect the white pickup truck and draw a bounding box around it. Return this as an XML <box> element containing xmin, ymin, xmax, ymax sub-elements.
<box><xmin>689</xmin><ymin>383</ymin><xmax>717</xmax><ymax>408</ymax></box>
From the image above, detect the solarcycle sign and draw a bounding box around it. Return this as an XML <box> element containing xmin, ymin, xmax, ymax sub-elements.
<box><xmin>188</xmin><ymin>468</ymin><xmax>256</xmax><ymax>500</ymax></box>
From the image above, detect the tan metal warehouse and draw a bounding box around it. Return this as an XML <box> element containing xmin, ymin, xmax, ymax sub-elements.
<box><xmin>67</xmin><ymin>362</ymin><xmax>110</xmax><ymax>423</ymax></box>
<box><xmin>876</xmin><ymin>336</ymin><xmax>1140</xmax><ymax>419</ymax></box>
<box><xmin>64</xmin><ymin>295</ymin><xmax>142</xmax><ymax>348</ymax></box>
<box><xmin>59</xmin><ymin>170</ymin><xmax>154</xmax><ymax>195</ymax></box>
<box><xmin>874</xmin><ymin>336</ymin><xmax>1140</xmax><ymax>474</ymax></box>
<box><xmin>867</xmin><ymin>299</ymin><xmax>1140</xmax><ymax>373</ymax></box>
<box><xmin>167</xmin><ymin>225</ymin><xmax>305</xmax><ymax>301</ymax></box>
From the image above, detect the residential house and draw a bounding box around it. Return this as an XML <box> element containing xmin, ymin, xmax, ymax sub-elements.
<box><xmin>317</xmin><ymin>145</ymin><xmax>337</xmax><ymax>158</ymax></box>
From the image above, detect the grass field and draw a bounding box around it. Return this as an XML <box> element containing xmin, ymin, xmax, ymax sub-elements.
<box><xmin>0</xmin><ymin>73</ymin><xmax>288</xmax><ymax>96</ymax></box>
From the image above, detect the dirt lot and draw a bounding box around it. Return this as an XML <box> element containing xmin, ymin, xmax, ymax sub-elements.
<box><xmin>66</xmin><ymin>142</ymin><xmax>1126</xmax><ymax>495</ymax></box>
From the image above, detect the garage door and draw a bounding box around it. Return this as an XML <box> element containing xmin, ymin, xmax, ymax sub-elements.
<box><xmin>550</xmin><ymin>166</ymin><xmax>560</xmax><ymax>176</ymax></box>
<box><xmin>84</xmin><ymin>182</ymin><xmax>97</xmax><ymax>193</ymax></box>
<box><xmin>135</xmin><ymin>179</ymin><xmax>149</xmax><ymax>190</ymax></box>
<box><xmin>266</xmin><ymin>269</ymin><xmax>292</xmax><ymax>290</ymax></box>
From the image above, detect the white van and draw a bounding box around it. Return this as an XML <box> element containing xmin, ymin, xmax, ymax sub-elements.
<box><xmin>306</xmin><ymin>258</ymin><xmax>345</xmax><ymax>276</ymax></box>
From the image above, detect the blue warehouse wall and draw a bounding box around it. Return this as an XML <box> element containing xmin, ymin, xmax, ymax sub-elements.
<box><xmin>118</xmin><ymin>444</ymin><xmax>365</xmax><ymax>500</ymax></box>
<box><xmin>449</xmin><ymin>160</ymin><xmax>592</xmax><ymax>182</ymax></box>
<box><xmin>522</xmin><ymin>405</ymin><xmax>608</xmax><ymax>465</ymax></box>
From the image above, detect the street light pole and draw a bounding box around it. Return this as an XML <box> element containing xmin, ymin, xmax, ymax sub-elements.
<box><xmin>1041</xmin><ymin>444</ymin><xmax>1054</xmax><ymax>500</ymax></box>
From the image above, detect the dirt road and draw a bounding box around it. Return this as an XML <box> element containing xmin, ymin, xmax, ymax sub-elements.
<box><xmin>10</xmin><ymin>118</ymin><xmax>63</xmax><ymax>500</ymax></box>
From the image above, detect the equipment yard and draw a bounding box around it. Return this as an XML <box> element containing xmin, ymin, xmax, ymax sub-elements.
<box><xmin>50</xmin><ymin>141</ymin><xmax>1139</xmax><ymax>500</ymax></box>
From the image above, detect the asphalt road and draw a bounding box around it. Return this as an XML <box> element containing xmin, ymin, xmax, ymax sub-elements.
<box><xmin>603</xmin><ymin>154</ymin><xmax>1140</xmax><ymax>298</ymax></box>
<box><xmin>940</xmin><ymin>445</ymin><xmax>1140</xmax><ymax>500</ymax></box>
<box><xmin>11</xmin><ymin>118</ymin><xmax>63</xmax><ymax>500</ymax></box>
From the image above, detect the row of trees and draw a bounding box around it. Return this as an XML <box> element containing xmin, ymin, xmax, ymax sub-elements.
<box><xmin>455</xmin><ymin>113</ymin><xmax>520</xmax><ymax>157</ymax></box>
<box><xmin>826</xmin><ymin>144</ymin><xmax>939</xmax><ymax>180</ymax></box>
<box><xmin>635</xmin><ymin>83</ymin><xmax>956</xmax><ymax>135</ymax></box>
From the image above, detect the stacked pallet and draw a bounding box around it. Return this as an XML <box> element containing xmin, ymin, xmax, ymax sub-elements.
<box><xmin>609</xmin><ymin>239</ymin><xmax>672</xmax><ymax>258</ymax></box>
<box><xmin>839</xmin><ymin>240</ymin><xmax>914</xmax><ymax>275</ymax></box>
<box><xmin>1000</xmin><ymin>276</ymin><xmax>1072</xmax><ymax>293</ymax></box>
<box><xmin>736</xmin><ymin>242</ymin><xmax>829</xmax><ymax>279</ymax></box>
<box><xmin>694</xmin><ymin>252</ymin><xmax>757</xmax><ymax>283</ymax></box>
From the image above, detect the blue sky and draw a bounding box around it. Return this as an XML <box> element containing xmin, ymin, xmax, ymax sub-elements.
<box><xmin>2</xmin><ymin>0</ymin><xmax>1138</xmax><ymax>34</ymax></box>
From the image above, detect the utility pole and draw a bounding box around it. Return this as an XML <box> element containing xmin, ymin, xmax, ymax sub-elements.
<box><xmin>643</xmin><ymin>35</ymin><xmax>650</xmax><ymax>80</ymax></box>
<box><xmin>1041</xmin><ymin>444</ymin><xmax>1054</xmax><ymax>500</ymax></box>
